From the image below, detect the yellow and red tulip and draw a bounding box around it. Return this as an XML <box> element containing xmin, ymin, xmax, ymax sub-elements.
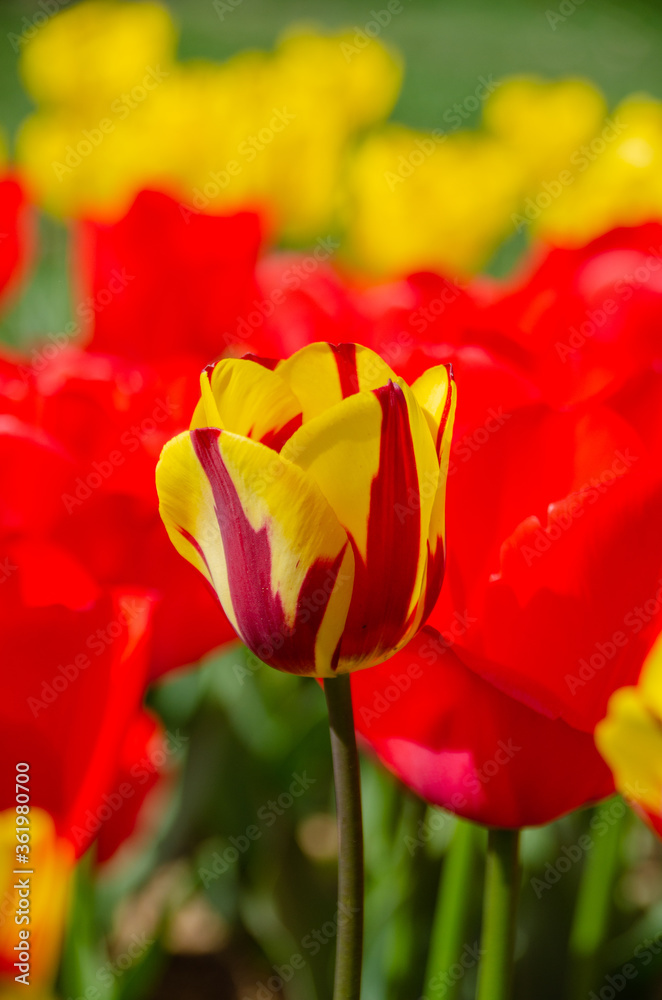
<box><xmin>156</xmin><ymin>343</ymin><xmax>456</xmax><ymax>677</ymax></box>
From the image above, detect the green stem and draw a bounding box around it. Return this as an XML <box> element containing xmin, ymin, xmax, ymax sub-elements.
<box><xmin>324</xmin><ymin>673</ymin><xmax>364</xmax><ymax>1000</ymax></box>
<box><xmin>423</xmin><ymin>819</ymin><xmax>483</xmax><ymax>1000</ymax></box>
<box><xmin>477</xmin><ymin>828</ymin><xmax>521</xmax><ymax>1000</ymax></box>
<box><xmin>568</xmin><ymin>798</ymin><xmax>626</xmax><ymax>999</ymax></box>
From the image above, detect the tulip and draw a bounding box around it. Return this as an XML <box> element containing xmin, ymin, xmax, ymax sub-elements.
<box><xmin>17</xmin><ymin>2</ymin><xmax>400</xmax><ymax>236</ymax></box>
<box><xmin>157</xmin><ymin>341</ymin><xmax>455</xmax><ymax>1000</ymax></box>
<box><xmin>0</xmin><ymin>347</ymin><xmax>236</xmax><ymax>677</ymax></box>
<box><xmin>156</xmin><ymin>343</ymin><xmax>456</xmax><ymax>678</ymax></box>
<box><xmin>78</xmin><ymin>188</ymin><xmax>263</xmax><ymax>366</ymax></box>
<box><xmin>350</xmin><ymin>341</ymin><xmax>661</xmax><ymax>824</ymax></box>
<box><xmin>0</xmin><ymin>582</ymin><xmax>154</xmax><ymax>994</ymax></box>
<box><xmin>345</xmin><ymin>126</ymin><xmax>526</xmax><ymax>278</ymax></box>
<box><xmin>595</xmin><ymin>631</ymin><xmax>662</xmax><ymax>833</ymax></box>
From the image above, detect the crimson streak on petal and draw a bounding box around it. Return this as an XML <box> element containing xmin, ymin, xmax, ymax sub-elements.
<box><xmin>191</xmin><ymin>427</ymin><xmax>347</xmax><ymax>674</ymax></box>
<box><xmin>340</xmin><ymin>382</ymin><xmax>422</xmax><ymax>664</ymax></box>
<box><xmin>330</xmin><ymin>342</ymin><xmax>359</xmax><ymax>398</ymax></box>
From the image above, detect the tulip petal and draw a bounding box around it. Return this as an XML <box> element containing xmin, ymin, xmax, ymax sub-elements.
<box><xmin>282</xmin><ymin>379</ymin><xmax>439</xmax><ymax>668</ymax></box>
<box><xmin>276</xmin><ymin>342</ymin><xmax>399</xmax><ymax>422</ymax></box>
<box><xmin>419</xmin><ymin>368</ymin><xmax>458</xmax><ymax>622</ymax></box>
<box><xmin>191</xmin><ymin>358</ymin><xmax>303</xmax><ymax>452</ymax></box>
<box><xmin>595</xmin><ymin>633</ymin><xmax>662</xmax><ymax>814</ymax></box>
<box><xmin>411</xmin><ymin>363</ymin><xmax>456</xmax><ymax>457</ymax></box>
<box><xmin>595</xmin><ymin>687</ymin><xmax>662</xmax><ymax>814</ymax></box>
<box><xmin>352</xmin><ymin>627</ymin><xmax>615</xmax><ymax>828</ymax></box>
<box><xmin>156</xmin><ymin>428</ymin><xmax>355</xmax><ymax>676</ymax></box>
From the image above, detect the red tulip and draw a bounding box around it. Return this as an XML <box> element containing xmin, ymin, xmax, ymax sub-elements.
<box><xmin>467</xmin><ymin>222</ymin><xmax>662</xmax><ymax>408</ymax></box>
<box><xmin>352</xmin><ymin>629</ymin><xmax>614</xmax><ymax>828</ymax></box>
<box><xmin>0</xmin><ymin>347</ymin><xmax>236</xmax><ymax>677</ymax></box>
<box><xmin>95</xmin><ymin>709</ymin><xmax>167</xmax><ymax>865</ymax></box>
<box><xmin>76</xmin><ymin>188</ymin><xmax>264</xmax><ymax>366</ymax></box>
<box><xmin>351</xmin><ymin>225</ymin><xmax>662</xmax><ymax>825</ymax></box>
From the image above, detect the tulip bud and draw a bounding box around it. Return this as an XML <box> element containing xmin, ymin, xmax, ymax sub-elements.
<box><xmin>156</xmin><ymin>342</ymin><xmax>456</xmax><ymax>677</ymax></box>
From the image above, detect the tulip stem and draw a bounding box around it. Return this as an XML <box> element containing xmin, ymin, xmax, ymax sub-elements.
<box><xmin>324</xmin><ymin>673</ymin><xmax>364</xmax><ymax>1000</ymax></box>
<box><xmin>477</xmin><ymin>828</ymin><xmax>521</xmax><ymax>1000</ymax></box>
<box><xmin>423</xmin><ymin>819</ymin><xmax>484</xmax><ymax>1000</ymax></box>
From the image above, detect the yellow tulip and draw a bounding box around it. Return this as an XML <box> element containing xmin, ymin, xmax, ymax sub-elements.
<box><xmin>156</xmin><ymin>344</ymin><xmax>456</xmax><ymax>677</ymax></box>
<box><xmin>344</xmin><ymin>126</ymin><xmax>526</xmax><ymax>277</ymax></box>
<box><xmin>19</xmin><ymin>0</ymin><xmax>176</xmax><ymax>111</ymax></box>
<box><xmin>536</xmin><ymin>96</ymin><xmax>662</xmax><ymax>245</ymax></box>
<box><xmin>595</xmin><ymin>632</ymin><xmax>662</xmax><ymax>815</ymax></box>
<box><xmin>482</xmin><ymin>76</ymin><xmax>607</xmax><ymax>187</ymax></box>
<box><xmin>16</xmin><ymin>3</ymin><xmax>401</xmax><ymax>237</ymax></box>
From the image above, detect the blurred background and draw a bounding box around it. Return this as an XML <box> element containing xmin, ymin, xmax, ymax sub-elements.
<box><xmin>2</xmin><ymin>1</ymin><xmax>662</xmax><ymax>999</ymax></box>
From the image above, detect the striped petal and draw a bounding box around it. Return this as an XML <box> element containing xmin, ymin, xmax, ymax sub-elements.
<box><xmin>281</xmin><ymin>378</ymin><xmax>439</xmax><ymax>669</ymax></box>
<box><xmin>156</xmin><ymin>428</ymin><xmax>355</xmax><ymax>676</ymax></box>
<box><xmin>275</xmin><ymin>342</ymin><xmax>399</xmax><ymax>422</ymax></box>
<box><xmin>412</xmin><ymin>363</ymin><xmax>456</xmax><ymax>458</ymax></box>
<box><xmin>415</xmin><ymin>366</ymin><xmax>458</xmax><ymax>621</ymax></box>
<box><xmin>191</xmin><ymin>358</ymin><xmax>303</xmax><ymax>452</ymax></box>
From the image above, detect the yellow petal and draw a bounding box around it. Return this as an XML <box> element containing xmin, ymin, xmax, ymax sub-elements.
<box><xmin>411</xmin><ymin>363</ymin><xmax>456</xmax><ymax>456</ymax></box>
<box><xmin>638</xmin><ymin>632</ymin><xmax>662</xmax><ymax>719</ymax></box>
<box><xmin>156</xmin><ymin>427</ymin><xmax>354</xmax><ymax>676</ymax></box>
<box><xmin>276</xmin><ymin>342</ymin><xmax>399</xmax><ymax>422</ymax></box>
<box><xmin>191</xmin><ymin>358</ymin><xmax>303</xmax><ymax>451</ymax></box>
<box><xmin>418</xmin><ymin>368</ymin><xmax>457</xmax><ymax>621</ymax></box>
<box><xmin>595</xmin><ymin>687</ymin><xmax>662</xmax><ymax>814</ymax></box>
